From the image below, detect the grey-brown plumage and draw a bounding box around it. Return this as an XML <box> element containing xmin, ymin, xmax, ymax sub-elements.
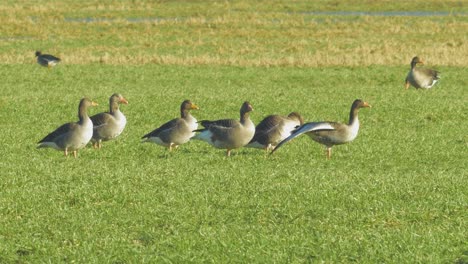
<box><xmin>405</xmin><ymin>56</ymin><xmax>440</xmax><ymax>89</ymax></box>
<box><xmin>192</xmin><ymin>101</ymin><xmax>255</xmax><ymax>156</ymax></box>
<box><xmin>246</xmin><ymin>112</ymin><xmax>304</xmax><ymax>151</ymax></box>
<box><xmin>35</xmin><ymin>51</ymin><xmax>61</xmax><ymax>68</ymax></box>
<box><xmin>142</xmin><ymin>100</ymin><xmax>199</xmax><ymax>151</ymax></box>
<box><xmin>272</xmin><ymin>99</ymin><xmax>371</xmax><ymax>159</ymax></box>
<box><xmin>90</xmin><ymin>93</ymin><xmax>128</xmax><ymax>149</ymax></box>
<box><xmin>37</xmin><ymin>98</ymin><xmax>98</xmax><ymax>158</ymax></box>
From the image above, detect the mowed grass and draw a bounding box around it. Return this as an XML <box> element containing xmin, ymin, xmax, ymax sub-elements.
<box><xmin>0</xmin><ymin>64</ymin><xmax>466</xmax><ymax>263</ymax></box>
<box><xmin>0</xmin><ymin>0</ymin><xmax>467</xmax><ymax>263</ymax></box>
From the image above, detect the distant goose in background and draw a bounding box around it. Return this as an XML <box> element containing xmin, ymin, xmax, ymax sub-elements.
<box><xmin>35</xmin><ymin>51</ymin><xmax>61</xmax><ymax>68</ymax></box>
<box><xmin>192</xmin><ymin>101</ymin><xmax>255</xmax><ymax>156</ymax></box>
<box><xmin>37</xmin><ymin>98</ymin><xmax>98</xmax><ymax>158</ymax></box>
<box><xmin>272</xmin><ymin>99</ymin><xmax>371</xmax><ymax>159</ymax></box>
<box><xmin>90</xmin><ymin>93</ymin><xmax>128</xmax><ymax>149</ymax></box>
<box><xmin>405</xmin><ymin>56</ymin><xmax>440</xmax><ymax>89</ymax></box>
<box><xmin>142</xmin><ymin>100</ymin><xmax>199</xmax><ymax>151</ymax></box>
<box><xmin>246</xmin><ymin>112</ymin><xmax>304</xmax><ymax>152</ymax></box>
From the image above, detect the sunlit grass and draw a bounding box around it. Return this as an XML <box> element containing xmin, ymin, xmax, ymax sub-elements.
<box><xmin>0</xmin><ymin>1</ymin><xmax>467</xmax><ymax>66</ymax></box>
<box><xmin>0</xmin><ymin>64</ymin><xmax>466</xmax><ymax>262</ymax></box>
<box><xmin>0</xmin><ymin>1</ymin><xmax>467</xmax><ymax>263</ymax></box>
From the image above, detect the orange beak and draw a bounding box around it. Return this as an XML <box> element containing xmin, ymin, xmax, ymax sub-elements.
<box><xmin>120</xmin><ymin>97</ymin><xmax>129</xmax><ymax>105</ymax></box>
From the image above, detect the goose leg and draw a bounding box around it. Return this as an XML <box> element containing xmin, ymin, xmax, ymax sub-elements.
<box><xmin>405</xmin><ymin>80</ymin><xmax>410</xmax><ymax>90</ymax></box>
<box><xmin>73</xmin><ymin>151</ymin><xmax>77</xmax><ymax>158</ymax></box>
<box><xmin>93</xmin><ymin>142</ymin><xmax>98</xmax><ymax>149</ymax></box>
<box><xmin>226</xmin><ymin>149</ymin><xmax>231</xmax><ymax>157</ymax></box>
<box><xmin>326</xmin><ymin>147</ymin><xmax>332</xmax><ymax>160</ymax></box>
<box><xmin>64</xmin><ymin>148</ymin><xmax>68</xmax><ymax>157</ymax></box>
<box><xmin>169</xmin><ymin>143</ymin><xmax>174</xmax><ymax>152</ymax></box>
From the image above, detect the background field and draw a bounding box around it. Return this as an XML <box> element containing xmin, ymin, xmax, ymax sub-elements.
<box><xmin>0</xmin><ymin>1</ymin><xmax>467</xmax><ymax>263</ymax></box>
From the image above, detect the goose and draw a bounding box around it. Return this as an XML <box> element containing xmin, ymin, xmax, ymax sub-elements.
<box><xmin>272</xmin><ymin>99</ymin><xmax>371</xmax><ymax>159</ymax></box>
<box><xmin>35</xmin><ymin>51</ymin><xmax>61</xmax><ymax>68</ymax></box>
<box><xmin>37</xmin><ymin>98</ymin><xmax>98</xmax><ymax>158</ymax></box>
<box><xmin>246</xmin><ymin>112</ymin><xmax>304</xmax><ymax>151</ymax></box>
<box><xmin>192</xmin><ymin>101</ymin><xmax>255</xmax><ymax>156</ymax></box>
<box><xmin>405</xmin><ymin>56</ymin><xmax>440</xmax><ymax>89</ymax></box>
<box><xmin>90</xmin><ymin>93</ymin><xmax>128</xmax><ymax>149</ymax></box>
<box><xmin>142</xmin><ymin>100</ymin><xmax>199</xmax><ymax>151</ymax></box>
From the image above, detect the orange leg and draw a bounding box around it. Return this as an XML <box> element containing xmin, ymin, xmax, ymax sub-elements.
<box><xmin>73</xmin><ymin>151</ymin><xmax>77</xmax><ymax>158</ymax></box>
<box><xmin>326</xmin><ymin>147</ymin><xmax>332</xmax><ymax>160</ymax></box>
<box><xmin>405</xmin><ymin>81</ymin><xmax>410</xmax><ymax>90</ymax></box>
<box><xmin>226</xmin><ymin>149</ymin><xmax>231</xmax><ymax>157</ymax></box>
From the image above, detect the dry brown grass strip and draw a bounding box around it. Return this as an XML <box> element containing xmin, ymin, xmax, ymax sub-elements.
<box><xmin>0</xmin><ymin>2</ymin><xmax>466</xmax><ymax>67</ymax></box>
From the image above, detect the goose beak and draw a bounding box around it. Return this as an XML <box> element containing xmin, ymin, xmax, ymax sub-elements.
<box><xmin>191</xmin><ymin>104</ymin><xmax>200</xmax><ymax>110</ymax></box>
<box><xmin>120</xmin><ymin>97</ymin><xmax>129</xmax><ymax>105</ymax></box>
<box><xmin>363</xmin><ymin>102</ymin><xmax>371</xmax><ymax>108</ymax></box>
<box><xmin>92</xmin><ymin>101</ymin><xmax>98</xmax><ymax>106</ymax></box>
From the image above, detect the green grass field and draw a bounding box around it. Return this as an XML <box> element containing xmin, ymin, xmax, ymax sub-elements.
<box><xmin>0</xmin><ymin>1</ymin><xmax>467</xmax><ymax>263</ymax></box>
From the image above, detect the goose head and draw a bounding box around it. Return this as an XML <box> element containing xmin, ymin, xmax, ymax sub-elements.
<box><xmin>110</xmin><ymin>93</ymin><xmax>128</xmax><ymax>105</ymax></box>
<box><xmin>241</xmin><ymin>101</ymin><xmax>254</xmax><ymax>114</ymax></box>
<box><xmin>80</xmin><ymin>97</ymin><xmax>98</xmax><ymax>108</ymax></box>
<box><xmin>181</xmin><ymin>100</ymin><xmax>200</xmax><ymax>111</ymax></box>
<box><xmin>410</xmin><ymin>56</ymin><xmax>424</xmax><ymax>68</ymax></box>
<box><xmin>352</xmin><ymin>99</ymin><xmax>371</xmax><ymax>110</ymax></box>
<box><xmin>180</xmin><ymin>100</ymin><xmax>199</xmax><ymax>118</ymax></box>
<box><xmin>287</xmin><ymin>112</ymin><xmax>304</xmax><ymax>125</ymax></box>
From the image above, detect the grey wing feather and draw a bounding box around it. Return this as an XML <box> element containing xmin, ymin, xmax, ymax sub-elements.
<box><xmin>38</xmin><ymin>122</ymin><xmax>75</xmax><ymax>143</ymax></box>
<box><xmin>142</xmin><ymin>118</ymin><xmax>178</xmax><ymax>139</ymax></box>
<box><xmin>42</xmin><ymin>54</ymin><xmax>61</xmax><ymax>62</ymax></box>
<box><xmin>200</xmin><ymin>119</ymin><xmax>238</xmax><ymax>128</ymax></box>
<box><xmin>271</xmin><ymin>122</ymin><xmax>335</xmax><ymax>153</ymax></box>
<box><xmin>90</xmin><ymin>113</ymin><xmax>110</xmax><ymax>128</ymax></box>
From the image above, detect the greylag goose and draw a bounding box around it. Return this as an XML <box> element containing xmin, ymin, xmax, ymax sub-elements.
<box><xmin>246</xmin><ymin>112</ymin><xmax>304</xmax><ymax>151</ymax></box>
<box><xmin>35</xmin><ymin>51</ymin><xmax>61</xmax><ymax>68</ymax></box>
<box><xmin>272</xmin><ymin>99</ymin><xmax>371</xmax><ymax>159</ymax></box>
<box><xmin>90</xmin><ymin>93</ymin><xmax>128</xmax><ymax>149</ymax></box>
<box><xmin>192</xmin><ymin>101</ymin><xmax>255</xmax><ymax>156</ymax></box>
<box><xmin>142</xmin><ymin>100</ymin><xmax>199</xmax><ymax>151</ymax></box>
<box><xmin>37</xmin><ymin>98</ymin><xmax>98</xmax><ymax>158</ymax></box>
<box><xmin>405</xmin><ymin>56</ymin><xmax>440</xmax><ymax>89</ymax></box>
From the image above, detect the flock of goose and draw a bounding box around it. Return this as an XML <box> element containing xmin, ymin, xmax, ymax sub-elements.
<box><xmin>35</xmin><ymin>51</ymin><xmax>440</xmax><ymax>159</ymax></box>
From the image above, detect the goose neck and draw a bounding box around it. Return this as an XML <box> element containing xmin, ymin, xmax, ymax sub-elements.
<box><xmin>348</xmin><ymin>106</ymin><xmax>360</xmax><ymax>126</ymax></box>
<box><xmin>78</xmin><ymin>104</ymin><xmax>89</xmax><ymax>124</ymax></box>
<box><xmin>240</xmin><ymin>111</ymin><xmax>250</xmax><ymax>124</ymax></box>
<box><xmin>181</xmin><ymin>109</ymin><xmax>190</xmax><ymax>119</ymax></box>
<box><xmin>109</xmin><ymin>101</ymin><xmax>119</xmax><ymax>114</ymax></box>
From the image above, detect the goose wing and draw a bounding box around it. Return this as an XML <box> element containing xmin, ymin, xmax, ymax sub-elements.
<box><xmin>41</xmin><ymin>54</ymin><xmax>61</xmax><ymax>62</ymax></box>
<box><xmin>38</xmin><ymin>122</ymin><xmax>76</xmax><ymax>144</ymax></box>
<box><xmin>271</xmin><ymin>122</ymin><xmax>335</xmax><ymax>153</ymax></box>
<box><xmin>142</xmin><ymin>118</ymin><xmax>180</xmax><ymax>139</ymax></box>
<box><xmin>199</xmin><ymin>119</ymin><xmax>239</xmax><ymax>129</ymax></box>
<box><xmin>90</xmin><ymin>112</ymin><xmax>112</xmax><ymax>128</ymax></box>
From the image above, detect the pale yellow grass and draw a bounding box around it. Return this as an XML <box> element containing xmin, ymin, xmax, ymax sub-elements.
<box><xmin>0</xmin><ymin>2</ymin><xmax>466</xmax><ymax>67</ymax></box>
